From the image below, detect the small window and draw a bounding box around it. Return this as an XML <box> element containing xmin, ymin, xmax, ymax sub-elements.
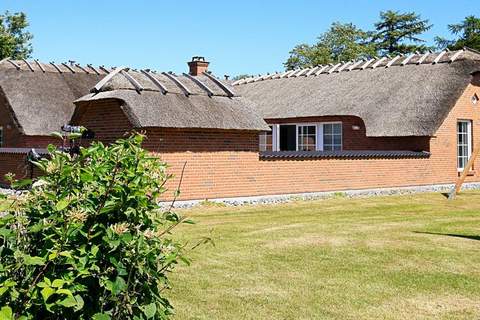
<box><xmin>297</xmin><ymin>125</ymin><xmax>316</xmax><ymax>151</ymax></box>
<box><xmin>0</xmin><ymin>126</ymin><xmax>3</xmax><ymax>147</ymax></box>
<box><xmin>457</xmin><ymin>120</ymin><xmax>472</xmax><ymax>171</ymax></box>
<box><xmin>259</xmin><ymin>126</ymin><xmax>273</xmax><ymax>151</ymax></box>
<box><xmin>473</xmin><ymin>93</ymin><xmax>479</xmax><ymax>105</ymax></box>
<box><xmin>323</xmin><ymin>123</ymin><xmax>342</xmax><ymax>151</ymax></box>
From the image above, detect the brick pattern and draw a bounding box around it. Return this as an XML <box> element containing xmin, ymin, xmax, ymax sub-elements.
<box><xmin>0</xmin><ymin>153</ymin><xmax>43</xmax><ymax>184</ymax></box>
<box><xmin>142</xmin><ymin>128</ymin><xmax>258</xmax><ymax>152</ymax></box>
<box><xmin>0</xmin><ymin>95</ymin><xmax>24</xmax><ymax>148</ymax></box>
<box><xmin>1</xmin><ymin>76</ymin><xmax>479</xmax><ymax>200</ymax></box>
<box><xmin>0</xmin><ymin>98</ymin><xmax>59</xmax><ymax>148</ymax></box>
<box><xmin>71</xmin><ymin>100</ymin><xmax>134</xmax><ymax>144</ymax></box>
<box><xmin>157</xmin><ymin>76</ymin><xmax>480</xmax><ymax>200</ymax></box>
<box><xmin>0</xmin><ymin>98</ymin><xmax>59</xmax><ymax>184</ymax></box>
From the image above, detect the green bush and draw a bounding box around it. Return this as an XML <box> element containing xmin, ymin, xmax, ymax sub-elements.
<box><xmin>0</xmin><ymin>133</ymin><xmax>192</xmax><ymax>319</ymax></box>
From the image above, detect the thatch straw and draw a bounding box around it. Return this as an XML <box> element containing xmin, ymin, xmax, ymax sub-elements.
<box><xmin>236</xmin><ymin>49</ymin><xmax>480</xmax><ymax>137</ymax></box>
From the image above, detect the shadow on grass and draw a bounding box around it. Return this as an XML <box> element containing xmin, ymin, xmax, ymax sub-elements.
<box><xmin>440</xmin><ymin>192</ymin><xmax>451</xmax><ymax>199</ymax></box>
<box><xmin>414</xmin><ymin>231</ymin><xmax>480</xmax><ymax>241</ymax></box>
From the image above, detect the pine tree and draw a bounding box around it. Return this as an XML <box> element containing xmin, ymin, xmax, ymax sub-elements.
<box><xmin>435</xmin><ymin>15</ymin><xmax>480</xmax><ymax>51</ymax></box>
<box><xmin>371</xmin><ymin>10</ymin><xmax>432</xmax><ymax>55</ymax></box>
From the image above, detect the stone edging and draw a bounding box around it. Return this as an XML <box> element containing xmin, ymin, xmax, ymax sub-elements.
<box><xmin>4</xmin><ymin>182</ymin><xmax>480</xmax><ymax>209</ymax></box>
<box><xmin>160</xmin><ymin>182</ymin><xmax>480</xmax><ymax>208</ymax></box>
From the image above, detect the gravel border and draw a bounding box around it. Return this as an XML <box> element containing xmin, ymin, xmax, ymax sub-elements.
<box><xmin>160</xmin><ymin>182</ymin><xmax>480</xmax><ymax>209</ymax></box>
<box><xmin>4</xmin><ymin>182</ymin><xmax>480</xmax><ymax>209</ymax></box>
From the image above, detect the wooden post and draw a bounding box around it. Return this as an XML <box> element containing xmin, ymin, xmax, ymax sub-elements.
<box><xmin>449</xmin><ymin>142</ymin><xmax>480</xmax><ymax>199</ymax></box>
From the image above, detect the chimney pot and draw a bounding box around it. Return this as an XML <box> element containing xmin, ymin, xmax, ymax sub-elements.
<box><xmin>188</xmin><ymin>56</ymin><xmax>209</xmax><ymax>76</ymax></box>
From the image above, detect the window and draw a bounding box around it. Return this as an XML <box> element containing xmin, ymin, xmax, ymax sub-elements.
<box><xmin>473</xmin><ymin>93</ymin><xmax>479</xmax><ymax>105</ymax></box>
<box><xmin>297</xmin><ymin>125</ymin><xmax>316</xmax><ymax>151</ymax></box>
<box><xmin>259</xmin><ymin>122</ymin><xmax>343</xmax><ymax>152</ymax></box>
<box><xmin>0</xmin><ymin>126</ymin><xmax>3</xmax><ymax>147</ymax></box>
<box><xmin>323</xmin><ymin>123</ymin><xmax>342</xmax><ymax>151</ymax></box>
<box><xmin>259</xmin><ymin>126</ymin><xmax>273</xmax><ymax>151</ymax></box>
<box><xmin>457</xmin><ymin>120</ymin><xmax>472</xmax><ymax>171</ymax></box>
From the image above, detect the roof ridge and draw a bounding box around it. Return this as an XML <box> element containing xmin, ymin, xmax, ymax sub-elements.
<box><xmin>0</xmin><ymin>58</ymin><xmax>112</xmax><ymax>75</ymax></box>
<box><xmin>89</xmin><ymin>67</ymin><xmax>236</xmax><ymax>98</ymax></box>
<box><xmin>0</xmin><ymin>58</ymin><xmax>236</xmax><ymax>97</ymax></box>
<box><xmin>232</xmin><ymin>48</ymin><xmax>478</xmax><ymax>86</ymax></box>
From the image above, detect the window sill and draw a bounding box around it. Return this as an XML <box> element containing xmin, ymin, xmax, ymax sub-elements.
<box><xmin>259</xmin><ymin>150</ymin><xmax>430</xmax><ymax>160</ymax></box>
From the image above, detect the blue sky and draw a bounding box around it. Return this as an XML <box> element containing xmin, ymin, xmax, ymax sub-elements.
<box><xmin>1</xmin><ymin>0</ymin><xmax>479</xmax><ymax>77</ymax></box>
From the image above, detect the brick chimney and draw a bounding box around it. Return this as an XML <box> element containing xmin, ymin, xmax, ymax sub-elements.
<box><xmin>188</xmin><ymin>56</ymin><xmax>209</xmax><ymax>76</ymax></box>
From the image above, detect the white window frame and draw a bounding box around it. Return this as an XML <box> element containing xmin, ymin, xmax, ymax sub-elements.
<box><xmin>265</xmin><ymin>122</ymin><xmax>342</xmax><ymax>152</ymax></box>
<box><xmin>457</xmin><ymin>120</ymin><xmax>472</xmax><ymax>172</ymax></box>
<box><xmin>322</xmin><ymin>122</ymin><xmax>343</xmax><ymax>151</ymax></box>
<box><xmin>296</xmin><ymin>123</ymin><xmax>318</xmax><ymax>151</ymax></box>
<box><xmin>259</xmin><ymin>129</ymin><xmax>269</xmax><ymax>151</ymax></box>
<box><xmin>259</xmin><ymin>125</ymin><xmax>278</xmax><ymax>151</ymax></box>
<box><xmin>273</xmin><ymin>124</ymin><xmax>279</xmax><ymax>151</ymax></box>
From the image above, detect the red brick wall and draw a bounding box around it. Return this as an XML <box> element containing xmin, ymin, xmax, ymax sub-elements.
<box><xmin>0</xmin><ymin>153</ymin><xmax>43</xmax><ymax>185</ymax></box>
<box><xmin>0</xmin><ymin>96</ymin><xmax>59</xmax><ymax>148</ymax></box>
<box><xmin>142</xmin><ymin>128</ymin><xmax>258</xmax><ymax>152</ymax></box>
<box><xmin>7</xmin><ymin>76</ymin><xmax>477</xmax><ymax>200</ymax></box>
<box><xmin>0</xmin><ymin>93</ymin><xmax>23</xmax><ymax>148</ymax></box>
<box><xmin>155</xmin><ymin>75</ymin><xmax>480</xmax><ymax>200</ymax></box>
<box><xmin>64</xmin><ymin>78</ymin><xmax>480</xmax><ymax>200</ymax></box>
<box><xmin>429</xmin><ymin>74</ymin><xmax>480</xmax><ymax>183</ymax></box>
<box><xmin>71</xmin><ymin>99</ymin><xmax>134</xmax><ymax>144</ymax></box>
<box><xmin>0</xmin><ymin>95</ymin><xmax>59</xmax><ymax>184</ymax></box>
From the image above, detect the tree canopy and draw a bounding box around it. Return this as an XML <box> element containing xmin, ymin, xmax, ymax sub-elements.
<box><xmin>285</xmin><ymin>22</ymin><xmax>376</xmax><ymax>70</ymax></box>
<box><xmin>435</xmin><ymin>15</ymin><xmax>480</xmax><ymax>51</ymax></box>
<box><xmin>0</xmin><ymin>11</ymin><xmax>33</xmax><ymax>60</ymax></box>
<box><xmin>371</xmin><ymin>10</ymin><xmax>432</xmax><ymax>55</ymax></box>
<box><xmin>284</xmin><ymin>10</ymin><xmax>437</xmax><ymax>71</ymax></box>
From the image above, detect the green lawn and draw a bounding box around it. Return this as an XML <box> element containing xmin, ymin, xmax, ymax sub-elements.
<box><xmin>168</xmin><ymin>192</ymin><xmax>480</xmax><ymax>320</ymax></box>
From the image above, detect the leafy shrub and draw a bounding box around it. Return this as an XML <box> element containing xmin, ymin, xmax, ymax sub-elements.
<box><xmin>0</xmin><ymin>133</ymin><xmax>192</xmax><ymax>319</ymax></box>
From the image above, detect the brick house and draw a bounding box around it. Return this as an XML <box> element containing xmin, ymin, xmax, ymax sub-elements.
<box><xmin>1</xmin><ymin>49</ymin><xmax>480</xmax><ymax>201</ymax></box>
<box><xmin>0</xmin><ymin>60</ymin><xmax>106</xmax><ymax>180</ymax></box>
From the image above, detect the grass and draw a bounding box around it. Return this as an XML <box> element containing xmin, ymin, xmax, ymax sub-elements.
<box><xmin>168</xmin><ymin>191</ymin><xmax>480</xmax><ymax>320</ymax></box>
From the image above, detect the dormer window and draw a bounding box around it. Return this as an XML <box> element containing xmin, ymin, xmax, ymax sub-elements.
<box><xmin>258</xmin><ymin>122</ymin><xmax>342</xmax><ymax>152</ymax></box>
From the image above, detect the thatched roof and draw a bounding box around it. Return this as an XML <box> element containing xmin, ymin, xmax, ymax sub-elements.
<box><xmin>76</xmin><ymin>69</ymin><xmax>269</xmax><ymax>131</ymax></box>
<box><xmin>0</xmin><ymin>59</ymin><xmax>108</xmax><ymax>135</ymax></box>
<box><xmin>235</xmin><ymin>48</ymin><xmax>480</xmax><ymax>137</ymax></box>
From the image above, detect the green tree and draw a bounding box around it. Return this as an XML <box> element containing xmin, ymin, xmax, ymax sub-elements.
<box><xmin>0</xmin><ymin>132</ymin><xmax>202</xmax><ymax>319</ymax></box>
<box><xmin>435</xmin><ymin>15</ymin><xmax>480</xmax><ymax>51</ymax></box>
<box><xmin>371</xmin><ymin>10</ymin><xmax>432</xmax><ymax>55</ymax></box>
<box><xmin>0</xmin><ymin>11</ymin><xmax>33</xmax><ymax>60</ymax></box>
<box><xmin>284</xmin><ymin>22</ymin><xmax>375</xmax><ymax>70</ymax></box>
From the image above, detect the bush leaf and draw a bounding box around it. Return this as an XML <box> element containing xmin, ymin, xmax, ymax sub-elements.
<box><xmin>23</xmin><ymin>255</ymin><xmax>45</xmax><ymax>266</ymax></box>
<box><xmin>55</xmin><ymin>198</ymin><xmax>71</xmax><ymax>211</ymax></box>
<box><xmin>92</xmin><ymin>313</ymin><xmax>111</xmax><ymax>320</ymax></box>
<box><xmin>0</xmin><ymin>306</ymin><xmax>13</xmax><ymax>320</ymax></box>
<box><xmin>142</xmin><ymin>302</ymin><xmax>157</xmax><ymax>318</ymax></box>
<box><xmin>112</xmin><ymin>276</ymin><xmax>126</xmax><ymax>295</ymax></box>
